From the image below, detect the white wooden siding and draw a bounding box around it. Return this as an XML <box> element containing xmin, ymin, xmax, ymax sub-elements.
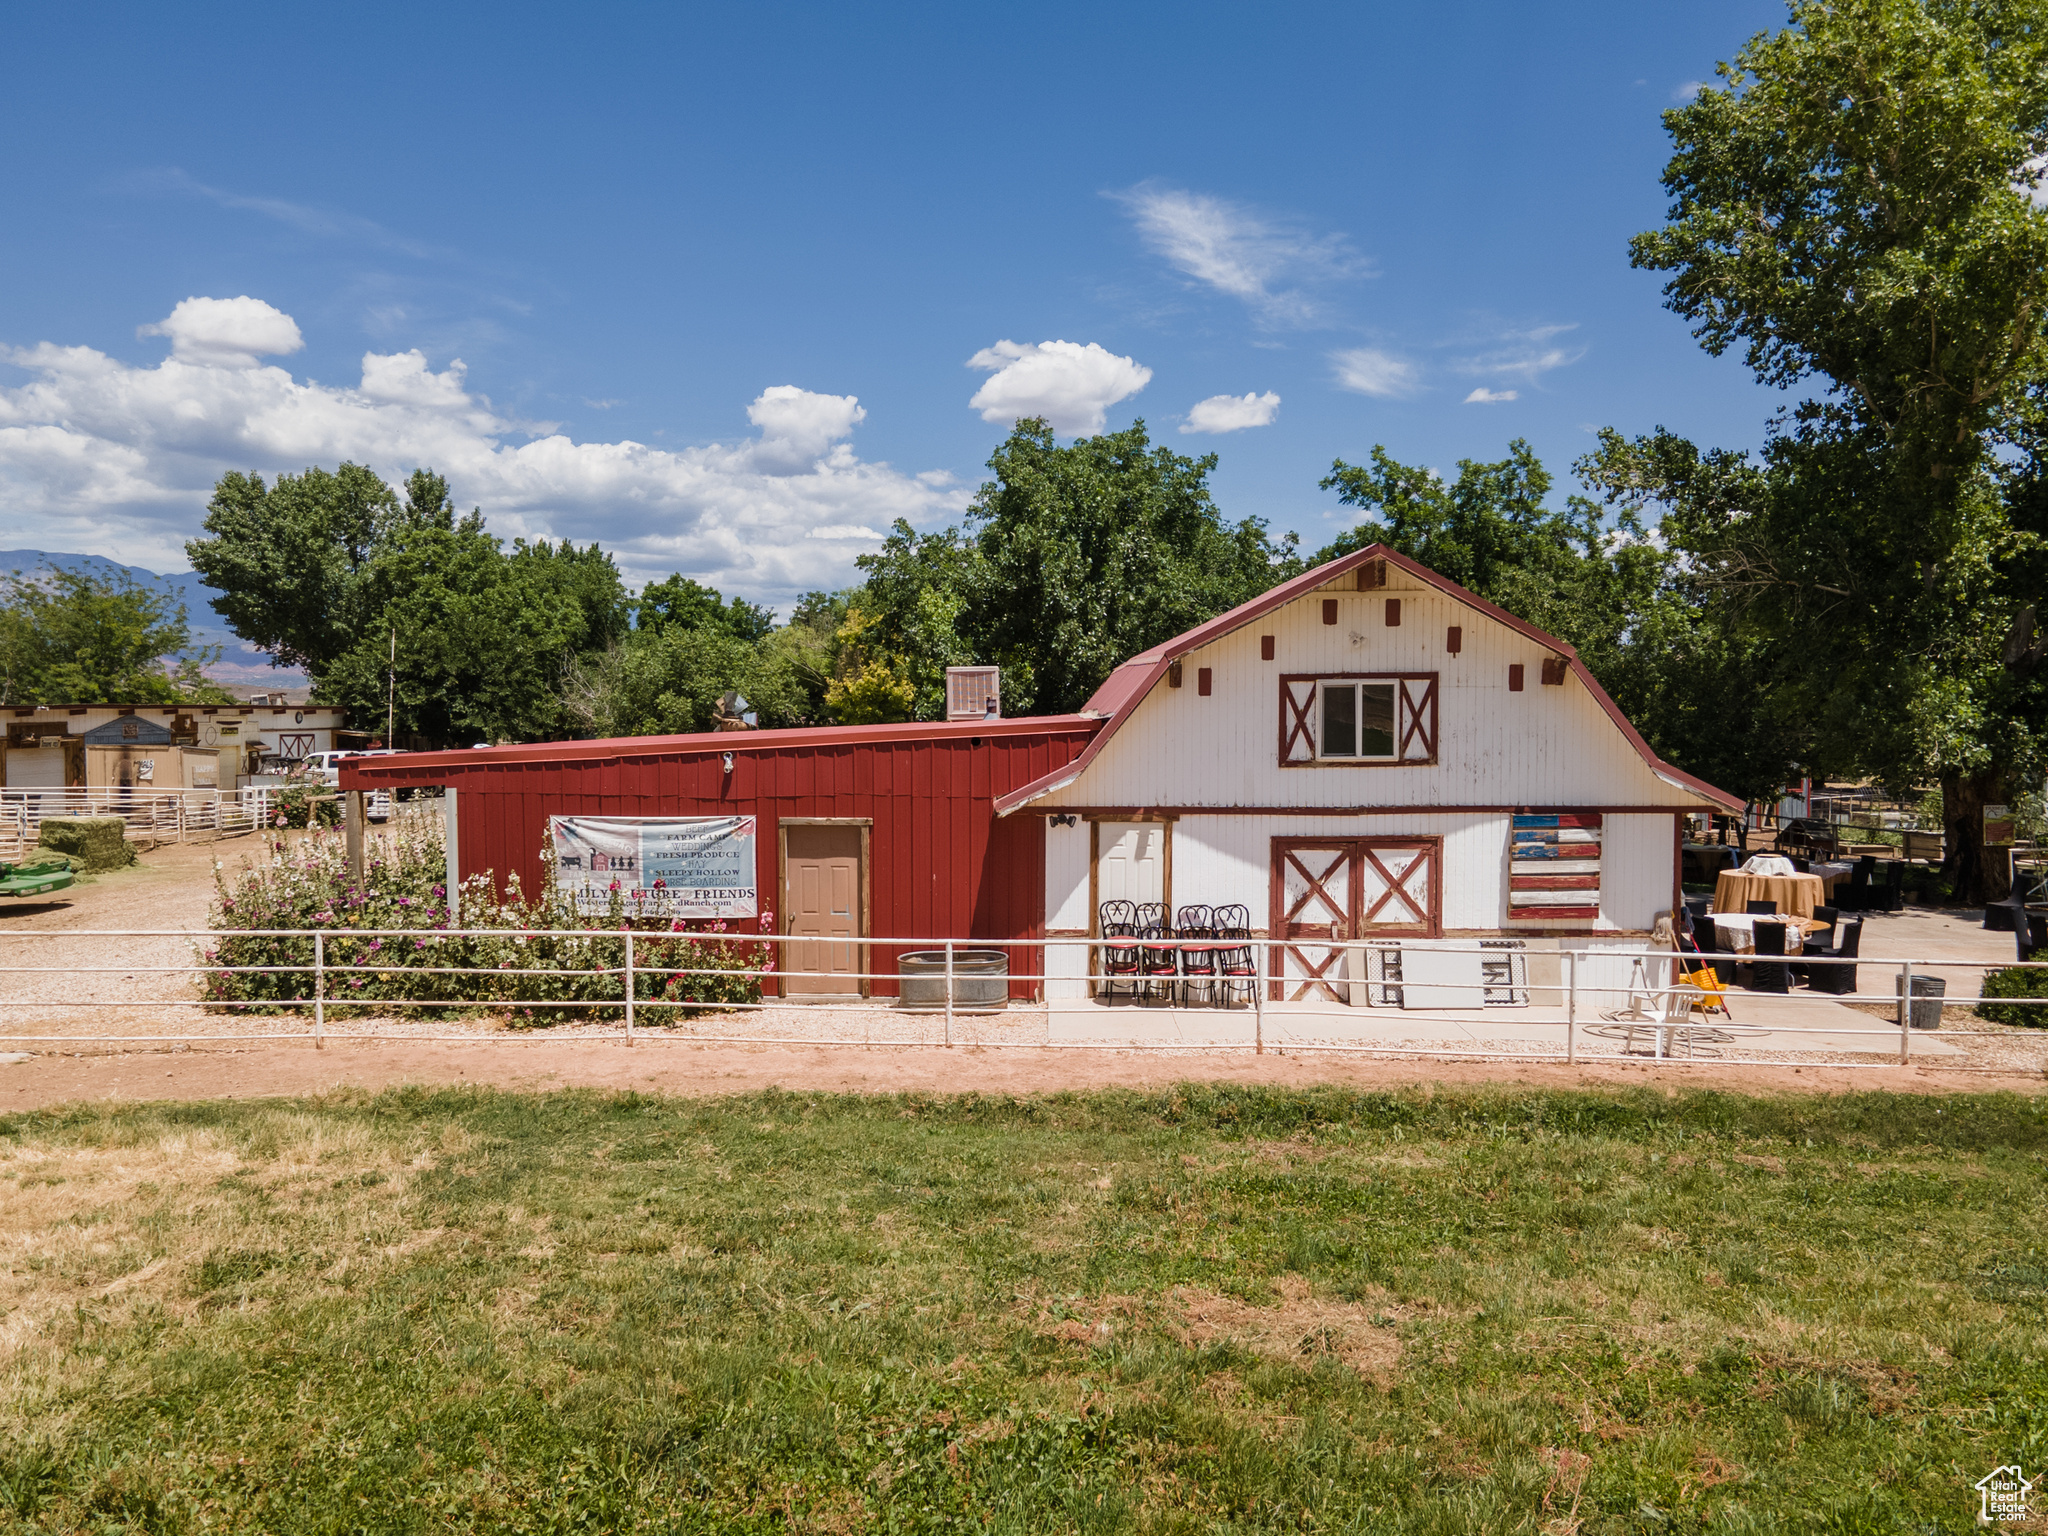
<box><xmin>1038</xmin><ymin>573</ymin><xmax>1703</xmax><ymax>810</ymax></box>
<box><xmin>1598</xmin><ymin>814</ymin><xmax>1677</xmax><ymax>932</ymax></box>
<box><xmin>1044</xmin><ymin>810</ymin><xmax>1680</xmax><ymax>951</ymax></box>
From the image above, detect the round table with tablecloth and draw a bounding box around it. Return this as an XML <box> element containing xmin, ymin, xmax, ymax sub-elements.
<box><xmin>1712</xmin><ymin>869</ymin><xmax>1827</xmax><ymax>920</ymax></box>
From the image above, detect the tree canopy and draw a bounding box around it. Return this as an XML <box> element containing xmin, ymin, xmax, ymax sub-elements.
<box><xmin>0</xmin><ymin>564</ymin><xmax>228</xmax><ymax>706</ymax></box>
<box><xmin>1621</xmin><ymin>0</ymin><xmax>2048</xmax><ymax>897</ymax></box>
<box><xmin>189</xmin><ymin>464</ymin><xmax>631</xmax><ymax>745</ymax></box>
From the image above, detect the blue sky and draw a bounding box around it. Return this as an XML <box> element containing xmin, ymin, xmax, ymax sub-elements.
<box><xmin>0</xmin><ymin>0</ymin><xmax>1789</xmax><ymax>606</ymax></box>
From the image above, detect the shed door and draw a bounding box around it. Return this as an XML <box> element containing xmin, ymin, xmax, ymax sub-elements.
<box><xmin>4</xmin><ymin>747</ymin><xmax>65</xmax><ymax>788</ymax></box>
<box><xmin>1096</xmin><ymin>823</ymin><xmax>1165</xmax><ymax>910</ymax></box>
<box><xmin>784</xmin><ymin>824</ymin><xmax>863</xmax><ymax>996</ymax></box>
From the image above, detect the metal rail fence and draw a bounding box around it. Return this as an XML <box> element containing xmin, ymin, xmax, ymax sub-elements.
<box><xmin>0</xmin><ymin>928</ymin><xmax>2042</xmax><ymax>1072</ymax></box>
<box><xmin>0</xmin><ymin>788</ymin><xmax>279</xmax><ymax>857</ymax></box>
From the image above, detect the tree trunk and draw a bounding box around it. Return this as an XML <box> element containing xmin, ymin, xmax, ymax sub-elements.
<box><xmin>1943</xmin><ymin>768</ymin><xmax>2013</xmax><ymax>909</ymax></box>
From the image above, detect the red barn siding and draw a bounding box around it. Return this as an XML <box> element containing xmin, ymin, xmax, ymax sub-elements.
<box><xmin>343</xmin><ymin>717</ymin><xmax>1097</xmax><ymax>998</ymax></box>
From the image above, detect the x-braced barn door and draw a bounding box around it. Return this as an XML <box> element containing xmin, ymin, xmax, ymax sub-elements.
<box><xmin>1269</xmin><ymin>838</ymin><xmax>1441</xmax><ymax>1002</ymax></box>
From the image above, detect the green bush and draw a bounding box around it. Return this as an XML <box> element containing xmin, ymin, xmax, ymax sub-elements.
<box><xmin>270</xmin><ymin>781</ymin><xmax>340</xmax><ymax>828</ymax></box>
<box><xmin>37</xmin><ymin>816</ymin><xmax>134</xmax><ymax>871</ymax></box>
<box><xmin>198</xmin><ymin>809</ymin><xmax>771</xmax><ymax>1024</ymax></box>
<box><xmin>1978</xmin><ymin>965</ymin><xmax>2048</xmax><ymax>1027</ymax></box>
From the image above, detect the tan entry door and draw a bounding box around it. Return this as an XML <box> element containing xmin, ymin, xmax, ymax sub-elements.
<box><xmin>783</xmin><ymin>823</ymin><xmax>864</xmax><ymax>995</ymax></box>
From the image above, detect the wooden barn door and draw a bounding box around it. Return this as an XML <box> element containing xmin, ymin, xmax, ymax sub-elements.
<box><xmin>1270</xmin><ymin>838</ymin><xmax>1441</xmax><ymax>1001</ymax></box>
<box><xmin>1272</xmin><ymin>842</ymin><xmax>1355</xmax><ymax>1002</ymax></box>
<box><xmin>782</xmin><ymin>821</ymin><xmax>867</xmax><ymax>997</ymax></box>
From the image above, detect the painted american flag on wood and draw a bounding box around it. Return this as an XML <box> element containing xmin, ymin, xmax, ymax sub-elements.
<box><xmin>1509</xmin><ymin>813</ymin><xmax>1601</xmax><ymax>920</ymax></box>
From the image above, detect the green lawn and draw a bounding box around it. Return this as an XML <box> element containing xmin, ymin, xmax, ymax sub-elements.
<box><xmin>2</xmin><ymin>1084</ymin><xmax>2045</xmax><ymax>1533</ymax></box>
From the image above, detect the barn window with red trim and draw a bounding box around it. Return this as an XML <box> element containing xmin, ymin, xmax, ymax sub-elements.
<box><xmin>1279</xmin><ymin>674</ymin><xmax>1439</xmax><ymax>766</ymax></box>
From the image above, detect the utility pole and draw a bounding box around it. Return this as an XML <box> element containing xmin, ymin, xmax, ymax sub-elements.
<box><xmin>385</xmin><ymin>627</ymin><xmax>396</xmax><ymax>747</ymax></box>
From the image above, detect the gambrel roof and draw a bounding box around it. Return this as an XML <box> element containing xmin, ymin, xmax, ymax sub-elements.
<box><xmin>994</xmin><ymin>543</ymin><xmax>1742</xmax><ymax>814</ymax></box>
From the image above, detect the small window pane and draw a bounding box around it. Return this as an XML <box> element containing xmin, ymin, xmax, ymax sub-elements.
<box><xmin>1359</xmin><ymin>684</ymin><xmax>1395</xmax><ymax>757</ymax></box>
<box><xmin>1320</xmin><ymin>683</ymin><xmax>1356</xmax><ymax>757</ymax></box>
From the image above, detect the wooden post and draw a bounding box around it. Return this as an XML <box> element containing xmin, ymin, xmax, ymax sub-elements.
<box><xmin>344</xmin><ymin>791</ymin><xmax>365</xmax><ymax>886</ymax></box>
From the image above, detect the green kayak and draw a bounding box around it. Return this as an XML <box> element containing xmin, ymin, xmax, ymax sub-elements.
<box><xmin>0</xmin><ymin>861</ymin><xmax>74</xmax><ymax>898</ymax></box>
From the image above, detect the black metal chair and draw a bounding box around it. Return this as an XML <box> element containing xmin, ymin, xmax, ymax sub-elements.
<box><xmin>1873</xmin><ymin>860</ymin><xmax>1906</xmax><ymax>913</ymax></box>
<box><xmin>1175</xmin><ymin>904</ymin><xmax>1217</xmax><ymax>1005</ymax></box>
<box><xmin>1098</xmin><ymin>900</ymin><xmax>1141</xmax><ymax>1001</ymax></box>
<box><xmin>1806</xmin><ymin>917</ymin><xmax>1863</xmax><ymax>995</ymax></box>
<box><xmin>2019</xmin><ymin>911</ymin><xmax>2048</xmax><ymax>966</ymax></box>
<box><xmin>1749</xmin><ymin>920</ymin><xmax>1791</xmax><ymax>994</ymax></box>
<box><xmin>1793</xmin><ymin>905</ymin><xmax>1840</xmax><ymax>981</ymax></box>
<box><xmin>1212</xmin><ymin>904</ymin><xmax>1255</xmax><ymax>1006</ymax></box>
<box><xmin>1837</xmin><ymin>861</ymin><xmax>1874</xmax><ymax>913</ymax></box>
<box><xmin>1135</xmin><ymin>903</ymin><xmax>1178</xmax><ymax>1003</ymax></box>
<box><xmin>1745</xmin><ymin>899</ymin><xmax>1779</xmax><ymax>915</ymax></box>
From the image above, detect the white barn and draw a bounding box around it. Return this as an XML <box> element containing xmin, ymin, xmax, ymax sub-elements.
<box><xmin>995</xmin><ymin>544</ymin><xmax>1741</xmax><ymax>1002</ymax></box>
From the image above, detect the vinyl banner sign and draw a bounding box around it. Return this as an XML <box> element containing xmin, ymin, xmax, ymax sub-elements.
<box><xmin>550</xmin><ymin>815</ymin><xmax>758</xmax><ymax>918</ymax></box>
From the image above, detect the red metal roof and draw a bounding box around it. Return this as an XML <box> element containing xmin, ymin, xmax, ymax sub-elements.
<box><xmin>341</xmin><ymin>712</ymin><xmax>1102</xmax><ymax>787</ymax></box>
<box><xmin>994</xmin><ymin>543</ymin><xmax>1743</xmax><ymax>814</ymax></box>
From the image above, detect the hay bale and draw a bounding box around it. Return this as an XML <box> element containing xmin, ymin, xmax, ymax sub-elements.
<box><xmin>37</xmin><ymin>817</ymin><xmax>135</xmax><ymax>872</ymax></box>
<box><xmin>9</xmin><ymin>850</ymin><xmax>84</xmax><ymax>876</ymax></box>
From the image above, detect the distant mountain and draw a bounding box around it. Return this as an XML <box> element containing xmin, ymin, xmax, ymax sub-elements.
<box><xmin>0</xmin><ymin>550</ymin><xmax>308</xmax><ymax>690</ymax></box>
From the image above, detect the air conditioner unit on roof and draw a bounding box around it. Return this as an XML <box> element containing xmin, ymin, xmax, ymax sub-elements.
<box><xmin>946</xmin><ymin>667</ymin><xmax>1001</xmax><ymax>721</ymax></box>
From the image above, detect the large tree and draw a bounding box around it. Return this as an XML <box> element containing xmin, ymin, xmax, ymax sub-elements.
<box><xmin>189</xmin><ymin>464</ymin><xmax>631</xmax><ymax>744</ymax></box>
<box><xmin>1627</xmin><ymin>0</ymin><xmax>2048</xmax><ymax>899</ymax></box>
<box><xmin>0</xmin><ymin>564</ymin><xmax>227</xmax><ymax>706</ymax></box>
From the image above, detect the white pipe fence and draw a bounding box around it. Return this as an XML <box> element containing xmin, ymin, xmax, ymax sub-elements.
<box><xmin>0</xmin><ymin>928</ymin><xmax>2042</xmax><ymax>1071</ymax></box>
<box><xmin>0</xmin><ymin>787</ymin><xmax>280</xmax><ymax>856</ymax></box>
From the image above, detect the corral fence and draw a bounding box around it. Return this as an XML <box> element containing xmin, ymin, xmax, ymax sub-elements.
<box><xmin>0</xmin><ymin>788</ymin><xmax>280</xmax><ymax>858</ymax></box>
<box><xmin>0</xmin><ymin>929</ymin><xmax>2042</xmax><ymax>1072</ymax></box>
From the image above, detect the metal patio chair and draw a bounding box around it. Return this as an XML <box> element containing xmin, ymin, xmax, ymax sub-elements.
<box><xmin>1175</xmin><ymin>904</ymin><xmax>1218</xmax><ymax>1006</ymax></box>
<box><xmin>1212</xmin><ymin>904</ymin><xmax>1256</xmax><ymax>1007</ymax></box>
<box><xmin>1135</xmin><ymin>903</ymin><xmax>1179</xmax><ymax>1004</ymax></box>
<box><xmin>1097</xmin><ymin>900</ymin><xmax>1141</xmax><ymax>1001</ymax></box>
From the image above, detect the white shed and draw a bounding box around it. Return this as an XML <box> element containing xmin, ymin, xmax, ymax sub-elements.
<box><xmin>996</xmin><ymin>545</ymin><xmax>1741</xmax><ymax>1002</ymax></box>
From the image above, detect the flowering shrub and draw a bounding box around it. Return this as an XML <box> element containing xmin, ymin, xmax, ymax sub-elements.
<box><xmin>199</xmin><ymin>809</ymin><xmax>772</xmax><ymax>1025</ymax></box>
<box><xmin>270</xmin><ymin>781</ymin><xmax>341</xmax><ymax>829</ymax></box>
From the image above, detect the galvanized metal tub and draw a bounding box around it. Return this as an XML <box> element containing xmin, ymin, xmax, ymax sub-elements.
<box><xmin>897</xmin><ymin>949</ymin><xmax>1009</xmax><ymax>1010</ymax></box>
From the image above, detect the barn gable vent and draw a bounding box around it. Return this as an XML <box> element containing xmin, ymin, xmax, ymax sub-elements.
<box><xmin>946</xmin><ymin>667</ymin><xmax>1002</xmax><ymax>720</ymax></box>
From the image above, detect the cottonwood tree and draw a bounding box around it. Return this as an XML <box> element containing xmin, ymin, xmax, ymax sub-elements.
<box><xmin>1626</xmin><ymin>0</ymin><xmax>2048</xmax><ymax>900</ymax></box>
<box><xmin>190</xmin><ymin>464</ymin><xmax>631</xmax><ymax>744</ymax></box>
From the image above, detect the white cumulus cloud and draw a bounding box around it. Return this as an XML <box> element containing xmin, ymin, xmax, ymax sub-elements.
<box><xmin>137</xmin><ymin>295</ymin><xmax>304</xmax><ymax>367</ymax></box>
<box><xmin>966</xmin><ymin>339</ymin><xmax>1151</xmax><ymax>436</ymax></box>
<box><xmin>1330</xmin><ymin>347</ymin><xmax>1420</xmax><ymax>399</ymax></box>
<box><xmin>1114</xmin><ymin>185</ymin><xmax>1367</xmax><ymax>326</ymax></box>
<box><xmin>0</xmin><ymin>299</ymin><xmax>960</xmax><ymax>605</ymax></box>
<box><xmin>1182</xmin><ymin>391</ymin><xmax>1280</xmax><ymax>433</ymax></box>
<box><xmin>1463</xmin><ymin>387</ymin><xmax>1518</xmax><ymax>404</ymax></box>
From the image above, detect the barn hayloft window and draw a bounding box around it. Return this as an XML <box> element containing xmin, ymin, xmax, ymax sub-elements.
<box><xmin>1319</xmin><ymin>681</ymin><xmax>1396</xmax><ymax>759</ymax></box>
<box><xmin>1280</xmin><ymin>674</ymin><xmax>1438</xmax><ymax>766</ymax></box>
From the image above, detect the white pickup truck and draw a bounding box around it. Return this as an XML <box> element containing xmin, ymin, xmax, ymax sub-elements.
<box><xmin>301</xmin><ymin>751</ymin><xmax>395</xmax><ymax>821</ymax></box>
